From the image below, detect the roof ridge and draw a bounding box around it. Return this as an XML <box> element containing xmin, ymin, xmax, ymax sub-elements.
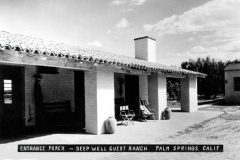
<box><xmin>0</xmin><ymin>30</ymin><xmax>206</xmax><ymax>77</ymax></box>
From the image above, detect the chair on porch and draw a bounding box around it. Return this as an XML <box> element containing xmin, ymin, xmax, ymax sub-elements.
<box><xmin>139</xmin><ymin>99</ymin><xmax>155</xmax><ymax>122</ymax></box>
<box><xmin>119</xmin><ymin>105</ymin><xmax>135</xmax><ymax>126</ymax></box>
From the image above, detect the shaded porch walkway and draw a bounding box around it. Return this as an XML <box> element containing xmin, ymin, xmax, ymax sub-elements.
<box><xmin>0</xmin><ymin>110</ymin><xmax>222</xmax><ymax>160</ymax></box>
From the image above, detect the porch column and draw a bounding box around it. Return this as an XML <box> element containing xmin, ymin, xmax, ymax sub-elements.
<box><xmin>180</xmin><ymin>76</ymin><xmax>198</xmax><ymax>112</ymax></box>
<box><xmin>148</xmin><ymin>73</ymin><xmax>167</xmax><ymax>120</ymax></box>
<box><xmin>85</xmin><ymin>67</ymin><xmax>114</xmax><ymax>135</ymax></box>
<box><xmin>139</xmin><ymin>75</ymin><xmax>148</xmax><ymax>101</ymax></box>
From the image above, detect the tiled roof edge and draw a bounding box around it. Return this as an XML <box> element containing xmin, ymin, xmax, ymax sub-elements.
<box><xmin>0</xmin><ymin>31</ymin><xmax>206</xmax><ymax>77</ymax></box>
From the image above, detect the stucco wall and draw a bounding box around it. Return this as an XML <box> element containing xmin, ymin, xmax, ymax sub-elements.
<box><xmin>147</xmin><ymin>39</ymin><xmax>156</xmax><ymax>63</ymax></box>
<box><xmin>41</xmin><ymin>69</ymin><xmax>74</xmax><ymax>105</ymax></box>
<box><xmin>25</xmin><ymin>66</ymin><xmax>35</xmax><ymax>126</ymax></box>
<box><xmin>85</xmin><ymin>67</ymin><xmax>114</xmax><ymax>135</ymax></box>
<box><xmin>180</xmin><ymin>77</ymin><xmax>198</xmax><ymax>112</ymax></box>
<box><xmin>25</xmin><ymin>66</ymin><xmax>75</xmax><ymax>126</ymax></box>
<box><xmin>135</xmin><ymin>38</ymin><xmax>148</xmax><ymax>61</ymax></box>
<box><xmin>148</xmin><ymin>73</ymin><xmax>167</xmax><ymax>120</ymax></box>
<box><xmin>225</xmin><ymin>70</ymin><xmax>240</xmax><ymax>104</ymax></box>
<box><xmin>139</xmin><ymin>75</ymin><xmax>148</xmax><ymax>101</ymax></box>
<box><xmin>135</xmin><ymin>38</ymin><xmax>156</xmax><ymax>62</ymax></box>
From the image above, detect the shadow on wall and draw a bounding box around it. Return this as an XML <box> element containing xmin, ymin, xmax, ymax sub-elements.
<box><xmin>33</xmin><ymin>73</ymin><xmax>43</xmax><ymax>126</ymax></box>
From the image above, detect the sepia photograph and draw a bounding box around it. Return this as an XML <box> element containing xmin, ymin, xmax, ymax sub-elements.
<box><xmin>0</xmin><ymin>0</ymin><xmax>239</xmax><ymax>159</ymax></box>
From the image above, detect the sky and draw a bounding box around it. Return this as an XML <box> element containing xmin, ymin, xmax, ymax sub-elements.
<box><xmin>0</xmin><ymin>0</ymin><xmax>239</xmax><ymax>67</ymax></box>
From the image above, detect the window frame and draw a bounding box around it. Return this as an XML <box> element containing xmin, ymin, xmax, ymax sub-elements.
<box><xmin>234</xmin><ymin>77</ymin><xmax>240</xmax><ymax>91</ymax></box>
<box><xmin>3</xmin><ymin>79</ymin><xmax>13</xmax><ymax>104</ymax></box>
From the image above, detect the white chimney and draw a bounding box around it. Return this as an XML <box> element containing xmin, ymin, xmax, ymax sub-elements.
<box><xmin>134</xmin><ymin>36</ymin><xmax>156</xmax><ymax>62</ymax></box>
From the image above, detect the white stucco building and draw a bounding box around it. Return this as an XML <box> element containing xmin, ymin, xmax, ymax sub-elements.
<box><xmin>0</xmin><ymin>31</ymin><xmax>206</xmax><ymax>135</ymax></box>
<box><xmin>225</xmin><ymin>63</ymin><xmax>240</xmax><ymax>104</ymax></box>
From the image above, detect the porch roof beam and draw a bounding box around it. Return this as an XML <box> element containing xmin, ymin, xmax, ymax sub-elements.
<box><xmin>0</xmin><ymin>49</ymin><xmax>92</xmax><ymax>70</ymax></box>
<box><xmin>166</xmin><ymin>73</ymin><xmax>186</xmax><ymax>78</ymax></box>
<box><xmin>100</xmin><ymin>64</ymin><xmax>151</xmax><ymax>75</ymax></box>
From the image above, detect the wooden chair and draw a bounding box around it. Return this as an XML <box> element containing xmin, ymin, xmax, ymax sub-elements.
<box><xmin>119</xmin><ymin>105</ymin><xmax>135</xmax><ymax>126</ymax></box>
<box><xmin>139</xmin><ymin>100</ymin><xmax>155</xmax><ymax>122</ymax></box>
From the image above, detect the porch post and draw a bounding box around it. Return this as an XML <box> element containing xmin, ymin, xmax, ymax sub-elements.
<box><xmin>139</xmin><ymin>75</ymin><xmax>148</xmax><ymax>101</ymax></box>
<box><xmin>180</xmin><ymin>76</ymin><xmax>198</xmax><ymax>112</ymax></box>
<box><xmin>148</xmin><ymin>73</ymin><xmax>167</xmax><ymax>120</ymax></box>
<box><xmin>84</xmin><ymin>67</ymin><xmax>114</xmax><ymax>135</ymax></box>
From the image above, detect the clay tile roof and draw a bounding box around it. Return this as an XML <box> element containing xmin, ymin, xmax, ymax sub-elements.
<box><xmin>0</xmin><ymin>30</ymin><xmax>206</xmax><ymax>77</ymax></box>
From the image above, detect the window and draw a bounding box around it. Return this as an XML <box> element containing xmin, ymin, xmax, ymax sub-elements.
<box><xmin>4</xmin><ymin>79</ymin><xmax>12</xmax><ymax>104</ymax></box>
<box><xmin>234</xmin><ymin>77</ymin><xmax>240</xmax><ymax>91</ymax></box>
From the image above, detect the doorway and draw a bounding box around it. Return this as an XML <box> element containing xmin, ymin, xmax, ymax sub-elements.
<box><xmin>125</xmin><ymin>75</ymin><xmax>139</xmax><ymax>119</ymax></box>
<box><xmin>74</xmin><ymin>70</ymin><xmax>85</xmax><ymax>130</ymax></box>
<box><xmin>0</xmin><ymin>65</ymin><xmax>24</xmax><ymax>131</ymax></box>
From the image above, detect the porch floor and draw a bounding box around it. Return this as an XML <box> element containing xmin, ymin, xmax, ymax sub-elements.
<box><xmin>0</xmin><ymin>109</ymin><xmax>222</xmax><ymax>160</ymax></box>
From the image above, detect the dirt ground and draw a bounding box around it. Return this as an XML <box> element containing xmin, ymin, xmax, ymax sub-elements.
<box><xmin>101</xmin><ymin>104</ymin><xmax>240</xmax><ymax>160</ymax></box>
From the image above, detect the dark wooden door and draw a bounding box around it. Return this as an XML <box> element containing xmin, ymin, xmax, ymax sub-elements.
<box><xmin>125</xmin><ymin>75</ymin><xmax>139</xmax><ymax>119</ymax></box>
<box><xmin>0</xmin><ymin>65</ymin><xmax>24</xmax><ymax>131</ymax></box>
<box><xmin>74</xmin><ymin>70</ymin><xmax>85</xmax><ymax>129</ymax></box>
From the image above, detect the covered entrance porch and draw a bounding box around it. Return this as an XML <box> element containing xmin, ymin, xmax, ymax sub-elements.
<box><xmin>0</xmin><ymin>63</ymin><xmax>86</xmax><ymax>135</ymax></box>
<box><xmin>0</xmin><ymin>62</ymin><xmax>199</xmax><ymax>136</ymax></box>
